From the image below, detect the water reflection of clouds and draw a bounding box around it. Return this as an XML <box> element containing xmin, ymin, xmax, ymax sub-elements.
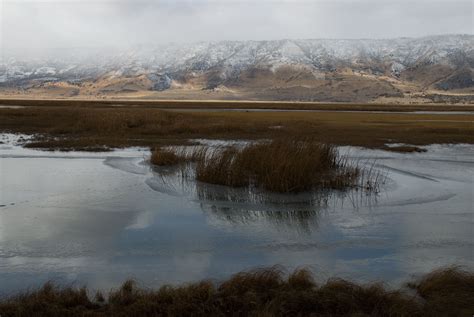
<box><xmin>146</xmin><ymin>164</ymin><xmax>383</xmax><ymax>234</ymax></box>
<box><xmin>1</xmin><ymin>140</ymin><xmax>473</xmax><ymax>293</ymax></box>
<box><xmin>0</xmin><ymin>157</ymin><xmax>151</xmax><ymax>259</ymax></box>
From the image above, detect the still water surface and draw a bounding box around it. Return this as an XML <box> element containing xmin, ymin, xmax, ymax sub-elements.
<box><xmin>0</xmin><ymin>134</ymin><xmax>473</xmax><ymax>293</ymax></box>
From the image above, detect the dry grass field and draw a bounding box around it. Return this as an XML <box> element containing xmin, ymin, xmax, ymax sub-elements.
<box><xmin>0</xmin><ymin>102</ymin><xmax>472</xmax><ymax>151</ymax></box>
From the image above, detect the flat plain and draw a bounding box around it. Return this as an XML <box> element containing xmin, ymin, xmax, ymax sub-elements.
<box><xmin>0</xmin><ymin>99</ymin><xmax>472</xmax><ymax>151</ymax></box>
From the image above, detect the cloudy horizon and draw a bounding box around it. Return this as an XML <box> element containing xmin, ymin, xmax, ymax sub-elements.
<box><xmin>1</xmin><ymin>0</ymin><xmax>473</xmax><ymax>51</ymax></box>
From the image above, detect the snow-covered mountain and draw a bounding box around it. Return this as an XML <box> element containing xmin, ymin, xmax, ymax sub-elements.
<box><xmin>1</xmin><ymin>35</ymin><xmax>472</xmax><ymax>102</ymax></box>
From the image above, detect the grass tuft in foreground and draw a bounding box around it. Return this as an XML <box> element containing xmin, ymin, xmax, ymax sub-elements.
<box><xmin>407</xmin><ymin>267</ymin><xmax>474</xmax><ymax>316</ymax></box>
<box><xmin>0</xmin><ymin>267</ymin><xmax>473</xmax><ymax>316</ymax></box>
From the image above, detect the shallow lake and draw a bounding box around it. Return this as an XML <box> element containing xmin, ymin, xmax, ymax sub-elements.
<box><xmin>0</xmin><ymin>134</ymin><xmax>473</xmax><ymax>294</ymax></box>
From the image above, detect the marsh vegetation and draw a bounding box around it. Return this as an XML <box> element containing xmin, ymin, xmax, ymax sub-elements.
<box><xmin>151</xmin><ymin>139</ymin><xmax>383</xmax><ymax>193</ymax></box>
<box><xmin>150</xmin><ymin>147</ymin><xmax>187</xmax><ymax>166</ymax></box>
<box><xmin>2</xmin><ymin>98</ymin><xmax>474</xmax><ymax>112</ymax></box>
<box><xmin>1</xmin><ymin>101</ymin><xmax>472</xmax><ymax>316</ymax></box>
<box><xmin>0</xmin><ymin>105</ymin><xmax>472</xmax><ymax>151</ymax></box>
<box><xmin>0</xmin><ymin>267</ymin><xmax>472</xmax><ymax>316</ymax></box>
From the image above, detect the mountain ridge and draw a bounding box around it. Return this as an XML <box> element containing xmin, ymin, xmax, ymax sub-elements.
<box><xmin>1</xmin><ymin>34</ymin><xmax>472</xmax><ymax>103</ymax></box>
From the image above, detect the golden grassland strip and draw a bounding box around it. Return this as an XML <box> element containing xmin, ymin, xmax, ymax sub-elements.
<box><xmin>1</xmin><ymin>98</ymin><xmax>474</xmax><ymax>112</ymax></box>
<box><xmin>0</xmin><ymin>267</ymin><xmax>473</xmax><ymax>316</ymax></box>
<box><xmin>0</xmin><ymin>106</ymin><xmax>472</xmax><ymax>151</ymax></box>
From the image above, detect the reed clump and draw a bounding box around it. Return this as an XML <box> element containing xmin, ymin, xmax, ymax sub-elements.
<box><xmin>150</xmin><ymin>139</ymin><xmax>382</xmax><ymax>193</ymax></box>
<box><xmin>194</xmin><ymin>139</ymin><xmax>360</xmax><ymax>193</ymax></box>
<box><xmin>150</xmin><ymin>147</ymin><xmax>185</xmax><ymax>166</ymax></box>
<box><xmin>1</xmin><ymin>267</ymin><xmax>472</xmax><ymax>316</ymax></box>
<box><xmin>150</xmin><ymin>146</ymin><xmax>204</xmax><ymax>167</ymax></box>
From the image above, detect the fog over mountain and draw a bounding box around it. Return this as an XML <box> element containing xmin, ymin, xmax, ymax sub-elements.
<box><xmin>1</xmin><ymin>0</ymin><xmax>472</xmax><ymax>103</ymax></box>
<box><xmin>2</xmin><ymin>0</ymin><xmax>472</xmax><ymax>50</ymax></box>
<box><xmin>1</xmin><ymin>35</ymin><xmax>472</xmax><ymax>103</ymax></box>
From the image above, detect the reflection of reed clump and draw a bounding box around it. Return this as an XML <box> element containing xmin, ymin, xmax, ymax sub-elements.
<box><xmin>202</xmin><ymin>204</ymin><xmax>321</xmax><ymax>233</ymax></box>
<box><xmin>2</xmin><ymin>267</ymin><xmax>472</xmax><ymax>316</ymax></box>
<box><xmin>148</xmin><ymin>140</ymin><xmax>384</xmax><ymax>232</ymax></box>
<box><xmin>196</xmin><ymin>183</ymin><xmax>327</xmax><ymax>232</ymax></box>
<box><xmin>195</xmin><ymin>180</ymin><xmax>331</xmax><ymax>206</ymax></box>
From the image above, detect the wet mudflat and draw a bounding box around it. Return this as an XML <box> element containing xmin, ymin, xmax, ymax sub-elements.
<box><xmin>0</xmin><ymin>134</ymin><xmax>472</xmax><ymax>294</ymax></box>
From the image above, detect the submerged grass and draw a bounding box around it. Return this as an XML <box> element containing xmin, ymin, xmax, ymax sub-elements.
<box><xmin>0</xmin><ymin>267</ymin><xmax>472</xmax><ymax>316</ymax></box>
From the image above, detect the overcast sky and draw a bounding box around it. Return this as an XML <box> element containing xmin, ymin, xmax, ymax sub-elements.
<box><xmin>1</xmin><ymin>0</ymin><xmax>472</xmax><ymax>50</ymax></box>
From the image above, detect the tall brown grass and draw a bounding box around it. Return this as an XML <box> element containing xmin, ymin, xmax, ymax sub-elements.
<box><xmin>407</xmin><ymin>267</ymin><xmax>474</xmax><ymax>316</ymax></box>
<box><xmin>150</xmin><ymin>147</ymin><xmax>186</xmax><ymax>166</ymax></box>
<box><xmin>0</xmin><ymin>267</ymin><xmax>472</xmax><ymax>316</ymax></box>
<box><xmin>152</xmin><ymin>139</ymin><xmax>366</xmax><ymax>193</ymax></box>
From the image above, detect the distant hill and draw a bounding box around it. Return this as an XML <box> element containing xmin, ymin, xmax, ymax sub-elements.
<box><xmin>1</xmin><ymin>35</ymin><xmax>473</xmax><ymax>103</ymax></box>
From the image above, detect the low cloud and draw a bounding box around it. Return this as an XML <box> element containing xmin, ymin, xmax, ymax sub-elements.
<box><xmin>2</xmin><ymin>0</ymin><xmax>472</xmax><ymax>51</ymax></box>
